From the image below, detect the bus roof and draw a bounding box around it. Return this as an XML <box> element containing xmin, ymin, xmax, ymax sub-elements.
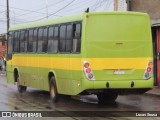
<box><xmin>9</xmin><ymin>14</ymin><xmax>83</xmax><ymax>31</ymax></box>
<box><xmin>9</xmin><ymin>11</ymin><xmax>148</xmax><ymax>31</ymax></box>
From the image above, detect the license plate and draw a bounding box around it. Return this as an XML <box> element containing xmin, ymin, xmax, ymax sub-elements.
<box><xmin>114</xmin><ymin>70</ymin><xmax>125</xmax><ymax>75</ymax></box>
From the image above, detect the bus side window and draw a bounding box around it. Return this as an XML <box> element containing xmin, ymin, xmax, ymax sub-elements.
<box><xmin>17</xmin><ymin>31</ymin><xmax>20</xmax><ymax>52</ymax></box>
<box><xmin>13</xmin><ymin>31</ymin><xmax>20</xmax><ymax>53</ymax></box>
<box><xmin>48</xmin><ymin>26</ymin><xmax>54</xmax><ymax>53</ymax></box>
<box><xmin>37</xmin><ymin>28</ymin><xmax>44</xmax><ymax>53</ymax></box>
<box><xmin>53</xmin><ymin>26</ymin><xmax>58</xmax><ymax>53</ymax></box>
<box><xmin>33</xmin><ymin>29</ymin><xmax>37</xmax><ymax>52</ymax></box>
<box><xmin>72</xmin><ymin>23</ymin><xmax>81</xmax><ymax>53</ymax></box>
<box><xmin>47</xmin><ymin>26</ymin><xmax>58</xmax><ymax>53</ymax></box>
<box><xmin>24</xmin><ymin>30</ymin><xmax>28</xmax><ymax>52</ymax></box>
<box><xmin>7</xmin><ymin>32</ymin><xmax>13</xmax><ymax>60</ymax></box>
<box><xmin>59</xmin><ymin>25</ymin><xmax>66</xmax><ymax>52</ymax></box>
<box><xmin>28</xmin><ymin>29</ymin><xmax>34</xmax><ymax>52</ymax></box>
<box><xmin>48</xmin><ymin>27</ymin><xmax>53</xmax><ymax>52</ymax></box>
<box><xmin>43</xmin><ymin>27</ymin><xmax>48</xmax><ymax>52</ymax></box>
<box><xmin>66</xmin><ymin>24</ymin><xmax>72</xmax><ymax>52</ymax></box>
<box><xmin>20</xmin><ymin>30</ymin><xmax>25</xmax><ymax>52</ymax></box>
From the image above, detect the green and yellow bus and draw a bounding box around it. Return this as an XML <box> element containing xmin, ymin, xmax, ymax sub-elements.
<box><xmin>7</xmin><ymin>12</ymin><xmax>153</xmax><ymax>103</ymax></box>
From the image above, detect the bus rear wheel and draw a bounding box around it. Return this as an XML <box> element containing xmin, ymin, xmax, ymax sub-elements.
<box><xmin>97</xmin><ymin>91</ymin><xmax>118</xmax><ymax>103</ymax></box>
<box><xmin>17</xmin><ymin>75</ymin><xmax>27</xmax><ymax>93</ymax></box>
<box><xmin>50</xmin><ymin>76</ymin><xmax>58</xmax><ymax>103</ymax></box>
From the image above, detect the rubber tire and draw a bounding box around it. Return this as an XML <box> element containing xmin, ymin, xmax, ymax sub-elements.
<box><xmin>97</xmin><ymin>92</ymin><xmax>118</xmax><ymax>103</ymax></box>
<box><xmin>17</xmin><ymin>75</ymin><xmax>27</xmax><ymax>93</ymax></box>
<box><xmin>50</xmin><ymin>76</ymin><xmax>59</xmax><ymax>103</ymax></box>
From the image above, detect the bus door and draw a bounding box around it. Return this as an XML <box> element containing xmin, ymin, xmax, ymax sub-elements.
<box><xmin>156</xmin><ymin>28</ymin><xmax>160</xmax><ymax>85</ymax></box>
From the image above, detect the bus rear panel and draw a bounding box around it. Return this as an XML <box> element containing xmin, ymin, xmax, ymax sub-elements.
<box><xmin>79</xmin><ymin>12</ymin><xmax>153</xmax><ymax>95</ymax></box>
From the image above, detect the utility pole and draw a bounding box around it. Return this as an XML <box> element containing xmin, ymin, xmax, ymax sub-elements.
<box><xmin>6</xmin><ymin>0</ymin><xmax>10</xmax><ymax>32</ymax></box>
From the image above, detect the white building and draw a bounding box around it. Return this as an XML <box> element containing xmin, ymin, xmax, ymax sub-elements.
<box><xmin>114</xmin><ymin>0</ymin><xmax>127</xmax><ymax>11</ymax></box>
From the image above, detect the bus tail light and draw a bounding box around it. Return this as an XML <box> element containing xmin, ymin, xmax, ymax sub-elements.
<box><xmin>83</xmin><ymin>61</ymin><xmax>95</xmax><ymax>80</ymax></box>
<box><xmin>147</xmin><ymin>67</ymin><xmax>151</xmax><ymax>73</ymax></box>
<box><xmin>144</xmin><ymin>61</ymin><xmax>153</xmax><ymax>80</ymax></box>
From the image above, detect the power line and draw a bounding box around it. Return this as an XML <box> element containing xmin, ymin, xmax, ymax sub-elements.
<box><xmin>47</xmin><ymin>0</ymin><xmax>76</xmax><ymax>18</ymax></box>
<box><xmin>14</xmin><ymin>0</ymin><xmax>64</xmax><ymax>17</ymax></box>
<box><xmin>59</xmin><ymin>0</ymin><xmax>111</xmax><ymax>14</ymax></box>
<box><xmin>31</xmin><ymin>0</ymin><xmax>76</xmax><ymax>22</ymax></box>
<box><xmin>23</xmin><ymin>0</ymin><xmax>104</xmax><ymax>18</ymax></box>
<box><xmin>0</xmin><ymin>21</ymin><xmax>7</xmax><ymax>23</ymax></box>
<box><xmin>13</xmin><ymin>13</ymin><xmax>62</xmax><ymax>20</ymax></box>
<box><xmin>104</xmin><ymin>0</ymin><xmax>113</xmax><ymax>11</ymax></box>
<box><xmin>103</xmin><ymin>0</ymin><xmax>110</xmax><ymax>10</ymax></box>
<box><xmin>0</xmin><ymin>4</ymin><xmax>49</xmax><ymax>15</ymax></box>
<box><xmin>0</xmin><ymin>17</ymin><xmax>7</xmax><ymax>20</ymax></box>
<box><xmin>0</xmin><ymin>10</ymin><xmax>5</xmax><ymax>13</ymax></box>
<box><xmin>9</xmin><ymin>0</ymin><xmax>92</xmax><ymax>23</ymax></box>
<box><xmin>92</xmin><ymin>0</ymin><xmax>101</xmax><ymax>11</ymax></box>
<box><xmin>0</xmin><ymin>28</ymin><xmax>7</xmax><ymax>30</ymax></box>
<box><xmin>0</xmin><ymin>0</ymin><xmax>114</xmax><ymax>27</ymax></box>
<box><xmin>93</xmin><ymin>0</ymin><xmax>106</xmax><ymax>11</ymax></box>
<box><xmin>55</xmin><ymin>1</ymin><xmax>92</xmax><ymax>14</ymax></box>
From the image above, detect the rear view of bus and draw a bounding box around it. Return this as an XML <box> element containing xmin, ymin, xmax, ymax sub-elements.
<box><xmin>81</xmin><ymin>12</ymin><xmax>153</xmax><ymax>102</ymax></box>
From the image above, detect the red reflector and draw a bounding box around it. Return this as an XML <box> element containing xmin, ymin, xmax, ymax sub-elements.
<box><xmin>147</xmin><ymin>67</ymin><xmax>152</xmax><ymax>73</ymax></box>
<box><xmin>86</xmin><ymin>68</ymin><xmax>91</xmax><ymax>73</ymax></box>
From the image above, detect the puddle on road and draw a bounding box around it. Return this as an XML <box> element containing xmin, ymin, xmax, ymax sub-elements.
<box><xmin>2</xmin><ymin>85</ymin><xmax>160</xmax><ymax>111</ymax></box>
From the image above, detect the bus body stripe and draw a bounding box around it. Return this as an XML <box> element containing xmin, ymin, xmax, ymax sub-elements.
<box><xmin>7</xmin><ymin>57</ymin><xmax>153</xmax><ymax>70</ymax></box>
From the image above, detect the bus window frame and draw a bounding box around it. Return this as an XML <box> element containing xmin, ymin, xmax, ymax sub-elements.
<box><xmin>37</xmin><ymin>27</ymin><xmax>45</xmax><ymax>53</ymax></box>
<box><xmin>28</xmin><ymin>29</ymin><xmax>34</xmax><ymax>53</ymax></box>
<box><xmin>58</xmin><ymin>22</ymin><xmax>76</xmax><ymax>54</ymax></box>
<box><xmin>20</xmin><ymin>30</ymin><xmax>26</xmax><ymax>53</ymax></box>
<box><xmin>66</xmin><ymin>24</ymin><xmax>73</xmax><ymax>53</ymax></box>
<box><xmin>71</xmin><ymin>21</ymin><xmax>82</xmax><ymax>54</ymax></box>
<box><xmin>10</xmin><ymin>21</ymin><xmax>82</xmax><ymax>55</ymax></box>
<box><xmin>33</xmin><ymin>28</ymin><xmax>38</xmax><ymax>53</ymax></box>
<box><xmin>7</xmin><ymin>31</ymin><xmax>13</xmax><ymax>60</ymax></box>
<box><xmin>43</xmin><ymin>27</ymin><xmax>49</xmax><ymax>53</ymax></box>
<box><xmin>47</xmin><ymin>25</ymin><xmax>59</xmax><ymax>54</ymax></box>
<box><xmin>59</xmin><ymin>24</ymin><xmax>67</xmax><ymax>53</ymax></box>
<box><xmin>24</xmin><ymin>29</ymin><xmax>29</xmax><ymax>53</ymax></box>
<box><xmin>13</xmin><ymin>30</ymin><xmax>21</xmax><ymax>53</ymax></box>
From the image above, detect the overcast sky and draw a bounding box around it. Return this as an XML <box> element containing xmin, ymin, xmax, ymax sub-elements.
<box><xmin>0</xmin><ymin>0</ymin><xmax>114</xmax><ymax>33</ymax></box>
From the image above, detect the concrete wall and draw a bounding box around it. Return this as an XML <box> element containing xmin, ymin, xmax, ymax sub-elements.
<box><xmin>127</xmin><ymin>0</ymin><xmax>160</xmax><ymax>24</ymax></box>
